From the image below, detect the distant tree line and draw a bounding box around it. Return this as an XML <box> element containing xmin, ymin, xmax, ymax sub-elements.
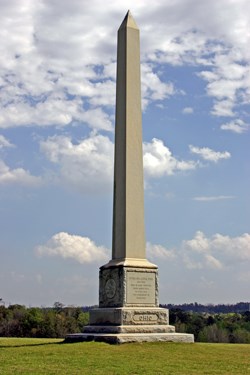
<box><xmin>161</xmin><ymin>302</ymin><xmax>250</xmax><ymax>314</ymax></box>
<box><xmin>0</xmin><ymin>302</ymin><xmax>89</xmax><ymax>338</ymax></box>
<box><xmin>0</xmin><ymin>302</ymin><xmax>250</xmax><ymax>342</ymax></box>
<box><xmin>169</xmin><ymin>309</ymin><xmax>250</xmax><ymax>343</ymax></box>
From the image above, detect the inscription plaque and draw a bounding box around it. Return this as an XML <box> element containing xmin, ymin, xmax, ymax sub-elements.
<box><xmin>133</xmin><ymin>314</ymin><xmax>158</xmax><ymax>322</ymax></box>
<box><xmin>126</xmin><ymin>272</ymin><xmax>155</xmax><ymax>304</ymax></box>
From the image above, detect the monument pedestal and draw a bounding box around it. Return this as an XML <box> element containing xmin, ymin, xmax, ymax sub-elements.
<box><xmin>65</xmin><ymin>265</ymin><xmax>194</xmax><ymax>343</ymax></box>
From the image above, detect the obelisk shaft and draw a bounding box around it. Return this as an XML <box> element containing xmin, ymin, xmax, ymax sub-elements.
<box><xmin>112</xmin><ymin>11</ymin><xmax>146</xmax><ymax>261</ymax></box>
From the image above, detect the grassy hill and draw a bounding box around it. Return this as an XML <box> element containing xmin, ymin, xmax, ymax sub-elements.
<box><xmin>0</xmin><ymin>337</ymin><xmax>249</xmax><ymax>374</ymax></box>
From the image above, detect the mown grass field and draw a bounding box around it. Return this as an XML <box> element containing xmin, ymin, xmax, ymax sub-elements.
<box><xmin>0</xmin><ymin>337</ymin><xmax>249</xmax><ymax>374</ymax></box>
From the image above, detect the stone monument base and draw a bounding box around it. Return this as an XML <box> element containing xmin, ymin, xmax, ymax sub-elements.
<box><xmin>64</xmin><ymin>267</ymin><xmax>194</xmax><ymax>344</ymax></box>
<box><xmin>65</xmin><ymin>332</ymin><xmax>194</xmax><ymax>344</ymax></box>
<box><xmin>64</xmin><ymin>306</ymin><xmax>194</xmax><ymax>344</ymax></box>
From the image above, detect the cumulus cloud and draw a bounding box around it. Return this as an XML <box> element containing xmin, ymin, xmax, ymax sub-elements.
<box><xmin>211</xmin><ymin>99</ymin><xmax>235</xmax><ymax>117</ymax></box>
<box><xmin>210</xmin><ymin>232</ymin><xmax>250</xmax><ymax>261</ymax></box>
<box><xmin>0</xmin><ymin>0</ymin><xmax>249</xmax><ymax>133</ymax></box>
<box><xmin>40</xmin><ymin>133</ymin><xmax>114</xmax><ymax>192</ymax></box>
<box><xmin>150</xmin><ymin>231</ymin><xmax>250</xmax><ymax>271</ymax></box>
<box><xmin>39</xmin><ymin>134</ymin><xmax>199</xmax><ymax>191</ymax></box>
<box><xmin>141</xmin><ymin>64</ymin><xmax>175</xmax><ymax>108</ymax></box>
<box><xmin>146</xmin><ymin>242</ymin><xmax>175</xmax><ymax>260</ymax></box>
<box><xmin>37</xmin><ymin>230</ymin><xmax>250</xmax><ymax>270</ymax></box>
<box><xmin>184</xmin><ymin>231</ymin><xmax>210</xmax><ymax>254</ymax></box>
<box><xmin>0</xmin><ymin>1</ymin><xmax>118</xmax><ymax>130</ymax></box>
<box><xmin>220</xmin><ymin>119</ymin><xmax>249</xmax><ymax>133</ymax></box>
<box><xmin>144</xmin><ymin>138</ymin><xmax>197</xmax><ymax>177</ymax></box>
<box><xmin>182</xmin><ymin>231</ymin><xmax>250</xmax><ymax>269</ymax></box>
<box><xmin>145</xmin><ymin>1</ymin><xmax>250</xmax><ymax>120</ymax></box>
<box><xmin>0</xmin><ymin>159</ymin><xmax>41</xmax><ymax>186</ymax></box>
<box><xmin>36</xmin><ymin>232</ymin><xmax>109</xmax><ymax>264</ymax></box>
<box><xmin>0</xmin><ymin>93</ymin><xmax>113</xmax><ymax>131</ymax></box>
<box><xmin>189</xmin><ymin>145</ymin><xmax>231</xmax><ymax>162</ymax></box>
<box><xmin>198</xmin><ymin>51</ymin><xmax>250</xmax><ymax>118</ymax></box>
<box><xmin>0</xmin><ymin>1</ymin><xmax>177</xmax><ymax>131</ymax></box>
<box><xmin>204</xmin><ymin>254</ymin><xmax>223</xmax><ymax>270</ymax></box>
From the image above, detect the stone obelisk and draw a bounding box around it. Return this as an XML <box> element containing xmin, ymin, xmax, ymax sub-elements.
<box><xmin>65</xmin><ymin>11</ymin><xmax>194</xmax><ymax>344</ymax></box>
<box><xmin>112</xmin><ymin>10</ymin><xmax>148</xmax><ymax>265</ymax></box>
<box><xmin>109</xmin><ymin>11</ymin><xmax>155</xmax><ymax>268</ymax></box>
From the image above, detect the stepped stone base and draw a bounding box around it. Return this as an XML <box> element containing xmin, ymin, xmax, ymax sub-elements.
<box><xmin>65</xmin><ymin>332</ymin><xmax>194</xmax><ymax>344</ymax></box>
<box><xmin>84</xmin><ymin>324</ymin><xmax>175</xmax><ymax>334</ymax></box>
<box><xmin>64</xmin><ymin>306</ymin><xmax>194</xmax><ymax>344</ymax></box>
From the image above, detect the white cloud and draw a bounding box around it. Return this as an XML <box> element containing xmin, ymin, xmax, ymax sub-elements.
<box><xmin>0</xmin><ymin>93</ymin><xmax>113</xmax><ymax>131</ymax></box>
<box><xmin>40</xmin><ymin>133</ymin><xmax>114</xmax><ymax>193</ymax></box>
<box><xmin>183</xmin><ymin>254</ymin><xmax>203</xmax><ymax>270</ymax></box>
<box><xmin>145</xmin><ymin>1</ymin><xmax>250</xmax><ymax>119</ymax></box>
<box><xmin>0</xmin><ymin>159</ymin><xmax>41</xmax><ymax>186</ymax></box>
<box><xmin>211</xmin><ymin>232</ymin><xmax>250</xmax><ymax>261</ymax></box>
<box><xmin>183</xmin><ymin>250</ymin><xmax>224</xmax><ymax>271</ymax></box>
<box><xmin>0</xmin><ymin>2</ymin><xmax>178</xmax><ymax>130</ymax></box>
<box><xmin>207</xmin><ymin>78</ymin><xmax>243</xmax><ymax>101</ymax></box>
<box><xmin>204</xmin><ymin>254</ymin><xmax>223</xmax><ymax>270</ymax></box>
<box><xmin>182</xmin><ymin>231</ymin><xmax>250</xmax><ymax>269</ymax></box>
<box><xmin>193</xmin><ymin>195</ymin><xmax>235</xmax><ymax>201</ymax></box>
<box><xmin>220</xmin><ymin>119</ymin><xmax>249</xmax><ymax>133</ymax></box>
<box><xmin>141</xmin><ymin>64</ymin><xmax>175</xmax><ymax>108</ymax></box>
<box><xmin>189</xmin><ymin>145</ymin><xmax>231</xmax><ymax>162</ymax></box>
<box><xmin>0</xmin><ymin>0</ymin><xmax>119</xmax><ymax>130</ymax></box>
<box><xmin>79</xmin><ymin>108</ymin><xmax>113</xmax><ymax>131</ymax></box>
<box><xmin>211</xmin><ymin>99</ymin><xmax>235</xmax><ymax>117</ymax></box>
<box><xmin>184</xmin><ymin>231</ymin><xmax>210</xmax><ymax>254</ymax></box>
<box><xmin>0</xmin><ymin>0</ymin><xmax>249</xmax><ymax>132</ymax></box>
<box><xmin>36</xmin><ymin>232</ymin><xmax>109</xmax><ymax>264</ymax></box>
<box><xmin>182</xmin><ymin>107</ymin><xmax>193</xmax><ymax>114</ymax></box>
<box><xmin>198</xmin><ymin>51</ymin><xmax>250</xmax><ymax>118</ymax></box>
<box><xmin>154</xmin><ymin>230</ymin><xmax>249</xmax><ymax>271</ymax></box>
<box><xmin>40</xmin><ymin>134</ymin><xmax>199</xmax><ymax>192</ymax></box>
<box><xmin>0</xmin><ymin>135</ymin><xmax>14</xmax><ymax>149</ymax></box>
<box><xmin>144</xmin><ymin>138</ymin><xmax>197</xmax><ymax>177</ymax></box>
<box><xmin>146</xmin><ymin>242</ymin><xmax>175</xmax><ymax>260</ymax></box>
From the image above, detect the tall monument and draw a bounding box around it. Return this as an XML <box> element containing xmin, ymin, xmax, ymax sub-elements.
<box><xmin>66</xmin><ymin>11</ymin><xmax>194</xmax><ymax>344</ymax></box>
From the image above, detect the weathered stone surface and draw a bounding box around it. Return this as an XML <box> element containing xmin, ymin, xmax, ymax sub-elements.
<box><xmin>88</xmin><ymin>307</ymin><xmax>169</xmax><ymax>326</ymax></box>
<box><xmin>126</xmin><ymin>271</ymin><xmax>155</xmax><ymax>304</ymax></box>
<box><xmin>112</xmin><ymin>10</ymin><xmax>145</xmax><ymax>263</ymax></box>
<box><xmin>99</xmin><ymin>267</ymin><xmax>159</xmax><ymax>308</ymax></box>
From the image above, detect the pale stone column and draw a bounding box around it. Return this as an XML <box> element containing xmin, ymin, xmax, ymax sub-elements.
<box><xmin>112</xmin><ymin>11</ymin><xmax>148</xmax><ymax>263</ymax></box>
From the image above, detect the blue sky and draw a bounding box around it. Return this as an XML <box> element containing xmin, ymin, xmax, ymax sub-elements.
<box><xmin>0</xmin><ymin>0</ymin><xmax>249</xmax><ymax>307</ymax></box>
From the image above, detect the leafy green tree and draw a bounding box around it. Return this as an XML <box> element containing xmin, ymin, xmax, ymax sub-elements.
<box><xmin>198</xmin><ymin>324</ymin><xmax>229</xmax><ymax>343</ymax></box>
<box><xmin>77</xmin><ymin>312</ymin><xmax>89</xmax><ymax>331</ymax></box>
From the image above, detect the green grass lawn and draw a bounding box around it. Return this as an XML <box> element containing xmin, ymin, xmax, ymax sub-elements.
<box><xmin>0</xmin><ymin>337</ymin><xmax>250</xmax><ymax>375</ymax></box>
